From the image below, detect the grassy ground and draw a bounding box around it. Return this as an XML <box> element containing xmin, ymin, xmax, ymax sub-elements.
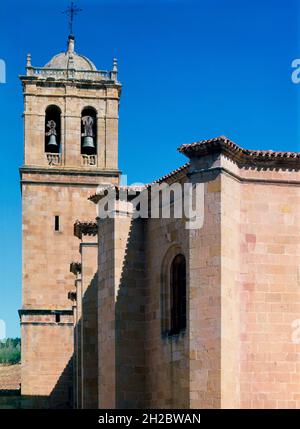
<box><xmin>0</xmin><ymin>364</ymin><xmax>21</xmax><ymax>391</ymax></box>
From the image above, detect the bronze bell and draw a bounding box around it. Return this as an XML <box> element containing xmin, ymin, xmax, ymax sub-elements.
<box><xmin>82</xmin><ymin>135</ymin><xmax>95</xmax><ymax>149</ymax></box>
<box><xmin>82</xmin><ymin>115</ymin><xmax>95</xmax><ymax>152</ymax></box>
<box><xmin>46</xmin><ymin>120</ymin><xmax>58</xmax><ymax>148</ymax></box>
<box><xmin>48</xmin><ymin>134</ymin><xmax>58</xmax><ymax>147</ymax></box>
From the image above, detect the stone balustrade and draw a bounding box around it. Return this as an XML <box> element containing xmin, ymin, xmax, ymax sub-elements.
<box><xmin>26</xmin><ymin>66</ymin><xmax>116</xmax><ymax>82</ymax></box>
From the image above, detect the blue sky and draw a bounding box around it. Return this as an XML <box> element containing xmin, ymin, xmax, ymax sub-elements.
<box><xmin>0</xmin><ymin>0</ymin><xmax>299</xmax><ymax>337</ymax></box>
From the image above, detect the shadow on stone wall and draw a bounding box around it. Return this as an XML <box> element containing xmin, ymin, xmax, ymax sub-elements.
<box><xmin>113</xmin><ymin>215</ymin><xmax>191</xmax><ymax>409</ymax></box>
<box><xmin>115</xmin><ymin>217</ymin><xmax>146</xmax><ymax>408</ymax></box>
<box><xmin>80</xmin><ymin>271</ymin><xmax>98</xmax><ymax>409</ymax></box>
<box><xmin>15</xmin><ymin>357</ymin><xmax>74</xmax><ymax>409</ymax></box>
<box><xmin>14</xmin><ymin>269</ymin><xmax>99</xmax><ymax>410</ymax></box>
<box><xmin>48</xmin><ymin>356</ymin><xmax>74</xmax><ymax>408</ymax></box>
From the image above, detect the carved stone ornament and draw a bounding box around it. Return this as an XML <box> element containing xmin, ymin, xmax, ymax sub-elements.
<box><xmin>46</xmin><ymin>120</ymin><xmax>57</xmax><ymax>136</ymax></box>
<box><xmin>82</xmin><ymin>116</ymin><xmax>94</xmax><ymax>137</ymax></box>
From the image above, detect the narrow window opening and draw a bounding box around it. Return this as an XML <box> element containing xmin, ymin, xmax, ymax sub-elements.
<box><xmin>55</xmin><ymin>314</ymin><xmax>60</xmax><ymax>323</ymax></box>
<box><xmin>55</xmin><ymin>215</ymin><xmax>60</xmax><ymax>231</ymax></box>
<box><xmin>169</xmin><ymin>254</ymin><xmax>186</xmax><ymax>336</ymax></box>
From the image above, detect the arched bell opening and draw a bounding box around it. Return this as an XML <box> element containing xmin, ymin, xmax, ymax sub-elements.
<box><xmin>81</xmin><ymin>107</ymin><xmax>97</xmax><ymax>155</ymax></box>
<box><xmin>45</xmin><ymin>105</ymin><xmax>61</xmax><ymax>154</ymax></box>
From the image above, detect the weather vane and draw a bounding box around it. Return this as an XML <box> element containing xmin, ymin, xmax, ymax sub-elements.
<box><xmin>62</xmin><ymin>1</ymin><xmax>82</xmax><ymax>36</ymax></box>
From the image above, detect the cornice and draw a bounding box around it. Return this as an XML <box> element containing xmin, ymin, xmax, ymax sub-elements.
<box><xmin>74</xmin><ymin>220</ymin><xmax>98</xmax><ymax>239</ymax></box>
<box><xmin>178</xmin><ymin>136</ymin><xmax>300</xmax><ymax>169</ymax></box>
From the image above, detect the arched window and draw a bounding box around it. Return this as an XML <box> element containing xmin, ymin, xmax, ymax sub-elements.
<box><xmin>45</xmin><ymin>105</ymin><xmax>61</xmax><ymax>153</ymax></box>
<box><xmin>81</xmin><ymin>107</ymin><xmax>97</xmax><ymax>155</ymax></box>
<box><xmin>169</xmin><ymin>254</ymin><xmax>186</xmax><ymax>335</ymax></box>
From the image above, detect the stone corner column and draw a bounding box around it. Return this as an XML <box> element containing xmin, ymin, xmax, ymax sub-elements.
<box><xmin>97</xmin><ymin>200</ymin><xmax>134</xmax><ymax>409</ymax></box>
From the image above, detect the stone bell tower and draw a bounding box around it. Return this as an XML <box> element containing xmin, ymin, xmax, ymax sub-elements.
<box><xmin>19</xmin><ymin>35</ymin><xmax>121</xmax><ymax>407</ymax></box>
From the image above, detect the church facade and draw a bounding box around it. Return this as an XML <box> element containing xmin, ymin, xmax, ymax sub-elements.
<box><xmin>20</xmin><ymin>36</ymin><xmax>300</xmax><ymax>409</ymax></box>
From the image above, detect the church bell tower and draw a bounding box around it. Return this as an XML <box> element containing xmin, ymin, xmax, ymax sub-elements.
<box><xmin>19</xmin><ymin>33</ymin><xmax>121</xmax><ymax>407</ymax></box>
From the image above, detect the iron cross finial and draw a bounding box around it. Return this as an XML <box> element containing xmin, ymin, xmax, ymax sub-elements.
<box><xmin>62</xmin><ymin>1</ymin><xmax>82</xmax><ymax>36</ymax></box>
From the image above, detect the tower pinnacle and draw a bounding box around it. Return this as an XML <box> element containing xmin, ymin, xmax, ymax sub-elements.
<box><xmin>67</xmin><ymin>34</ymin><xmax>75</xmax><ymax>54</ymax></box>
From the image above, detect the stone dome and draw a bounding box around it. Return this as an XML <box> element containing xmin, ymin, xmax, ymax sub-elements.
<box><xmin>44</xmin><ymin>36</ymin><xmax>97</xmax><ymax>71</ymax></box>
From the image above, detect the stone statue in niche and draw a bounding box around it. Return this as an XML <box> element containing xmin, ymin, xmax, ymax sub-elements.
<box><xmin>46</xmin><ymin>120</ymin><xmax>57</xmax><ymax>136</ymax></box>
<box><xmin>82</xmin><ymin>116</ymin><xmax>94</xmax><ymax>137</ymax></box>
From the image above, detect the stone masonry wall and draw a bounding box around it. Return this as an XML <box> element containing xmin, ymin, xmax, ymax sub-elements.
<box><xmin>21</xmin><ymin>314</ymin><xmax>73</xmax><ymax>408</ymax></box>
<box><xmin>97</xmin><ymin>203</ymin><xmax>146</xmax><ymax>408</ymax></box>
<box><xmin>21</xmin><ymin>178</ymin><xmax>117</xmax><ymax>406</ymax></box>
<box><xmin>187</xmin><ymin>169</ymin><xmax>222</xmax><ymax>408</ymax></box>
<box><xmin>239</xmin><ymin>176</ymin><xmax>300</xmax><ymax>408</ymax></box>
<box><xmin>80</xmin><ymin>237</ymin><xmax>98</xmax><ymax>409</ymax></box>
<box><xmin>144</xmin><ymin>182</ymin><xmax>190</xmax><ymax>409</ymax></box>
<box><xmin>220</xmin><ymin>171</ymin><xmax>241</xmax><ymax>408</ymax></box>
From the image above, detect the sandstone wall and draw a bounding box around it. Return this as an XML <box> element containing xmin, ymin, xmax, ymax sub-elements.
<box><xmin>80</xmin><ymin>237</ymin><xmax>98</xmax><ymax>409</ymax></box>
<box><xmin>21</xmin><ymin>175</ymin><xmax>117</xmax><ymax>407</ymax></box>
<box><xmin>97</xmin><ymin>204</ymin><xmax>146</xmax><ymax>409</ymax></box>
<box><xmin>144</xmin><ymin>216</ymin><xmax>189</xmax><ymax>408</ymax></box>
<box><xmin>239</xmin><ymin>175</ymin><xmax>300</xmax><ymax>408</ymax></box>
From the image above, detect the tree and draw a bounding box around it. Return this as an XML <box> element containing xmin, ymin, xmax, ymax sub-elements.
<box><xmin>0</xmin><ymin>338</ymin><xmax>21</xmax><ymax>364</ymax></box>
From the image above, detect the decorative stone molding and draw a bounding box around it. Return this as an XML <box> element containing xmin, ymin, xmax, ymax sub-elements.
<box><xmin>81</xmin><ymin>154</ymin><xmax>97</xmax><ymax>167</ymax></box>
<box><xmin>74</xmin><ymin>220</ymin><xmax>97</xmax><ymax>239</ymax></box>
<box><xmin>88</xmin><ymin>184</ymin><xmax>145</xmax><ymax>204</ymax></box>
<box><xmin>18</xmin><ymin>309</ymin><xmax>73</xmax><ymax>317</ymax></box>
<box><xmin>20</xmin><ymin>165</ymin><xmax>120</xmax><ymax>177</ymax></box>
<box><xmin>46</xmin><ymin>153</ymin><xmax>61</xmax><ymax>166</ymax></box>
